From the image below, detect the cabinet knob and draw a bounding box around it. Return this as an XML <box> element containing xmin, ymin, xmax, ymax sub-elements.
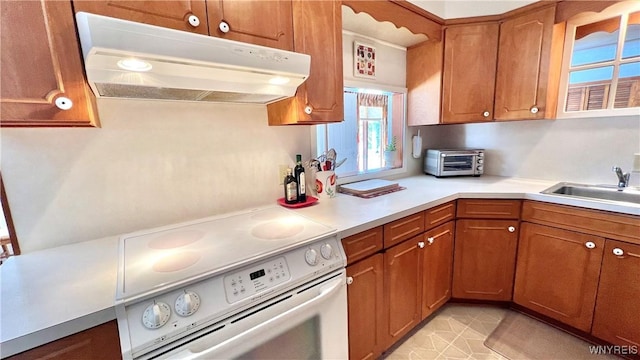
<box><xmin>585</xmin><ymin>241</ymin><xmax>596</xmax><ymax>249</ymax></box>
<box><xmin>508</xmin><ymin>226</ymin><xmax>516</xmax><ymax>233</ymax></box>
<box><xmin>346</xmin><ymin>276</ymin><xmax>354</xmax><ymax>285</ymax></box>
<box><xmin>219</xmin><ymin>21</ymin><xmax>230</xmax><ymax>33</ymax></box>
<box><xmin>530</xmin><ymin>106</ymin><xmax>539</xmax><ymax>114</ymax></box>
<box><xmin>612</xmin><ymin>248</ymin><xmax>624</xmax><ymax>256</ymax></box>
<box><xmin>54</xmin><ymin>96</ymin><xmax>73</xmax><ymax>110</ymax></box>
<box><xmin>304</xmin><ymin>106</ymin><xmax>313</xmax><ymax>115</ymax></box>
<box><xmin>482</xmin><ymin>111</ymin><xmax>490</xmax><ymax>118</ymax></box>
<box><xmin>187</xmin><ymin>14</ymin><xmax>200</xmax><ymax>27</ymax></box>
<box><xmin>427</xmin><ymin>237</ymin><xmax>434</xmax><ymax>245</ymax></box>
<box><xmin>417</xmin><ymin>241</ymin><xmax>425</xmax><ymax>249</ymax></box>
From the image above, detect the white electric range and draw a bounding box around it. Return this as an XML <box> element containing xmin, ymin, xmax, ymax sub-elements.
<box><xmin>115</xmin><ymin>206</ymin><xmax>348</xmax><ymax>360</ymax></box>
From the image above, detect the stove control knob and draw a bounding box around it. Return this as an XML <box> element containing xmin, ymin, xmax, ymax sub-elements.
<box><xmin>142</xmin><ymin>301</ymin><xmax>171</xmax><ymax>329</ymax></box>
<box><xmin>175</xmin><ymin>290</ymin><xmax>201</xmax><ymax>317</ymax></box>
<box><xmin>305</xmin><ymin>248</ymin><xmax>318</xmax><ymax>266</ymax></box>
<box><xmin>320</xmin><ymin>243</ymin><xmax>333</xmax><ymax>259</ymax></box>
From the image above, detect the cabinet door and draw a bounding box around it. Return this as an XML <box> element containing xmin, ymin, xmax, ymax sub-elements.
<box><xmin>421</xmin><ymin>222</ymin><xmax>454</xmax><ymax>320</ymax></box>
<box><xmin>207</xmin><ymin>0</ymin><xmax>293</xmax><ymax>50</ymax></box>
<box><xmin>494</xmin><ymin>6</ymin><xmax>555</xmax><ymax>121</ymax></box>
<box><xmin>1</xmin><ymin>1</ymin><xmax>98</xmax><ymax>127</ymax></box>
<box><xmin>267</xmin><ymin>0</ymin><xmax>343</xmax><ymax>125</ymax></box>
<box><xmin>383</xmin><ymin>235</ymin><xmax>423</xmax><ymax>349</ymax></box>
<box><xmin>346</xmin><ymin>254</ymin><xmax>384</xmax><ymax>360</ymax></box>
<box><xmin>8</xmin><ymin>321</ymin><xmax>121</xmax><ymax>359</ymax></box>
<box><xmin>513</xmin><ymin>223</ymin><xmax>604</xmax><ymax>332</ymax></box>
<box><xmin>452</xmin><ymin>219</ymin><xmax>518</xmax><ymax>301</ymax></box>
<box><xmin>592</xmin><ymin>240</ymin><xmax>640</xmax><ymax>347</ymax></box>
<box><xmin>72</xmin><ymin>0</ymin><xmax>208</xmax><ymax>35</ymax></box>
<box><xmin>442</xmin><ymin>23</ymin><xmax>499</xmax><ymax>124</ymax></box>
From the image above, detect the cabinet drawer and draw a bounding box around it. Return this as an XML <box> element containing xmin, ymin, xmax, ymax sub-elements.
<box><xmin>342</xmin><ymin>226</ymin><xmax>383</xmax><ymax>265</ymax></box>
<box><xmin>457</xmin><ymin>199</ymin><xmax>522</xmax><ymax>219</ymax></box>
<box><xmin>425</xmin><ymin>201</ymin><xmax>456</xmax><ymax>230</ymax></box>
<box><xmin>522</xmin><ymin>201</ymin><xmax>640</xmax><ymax>244</ymax></box>
<box><xmin>384</xmin><ymin>212</ymin><xmax>425</xmax><ymax>248</ymax></box>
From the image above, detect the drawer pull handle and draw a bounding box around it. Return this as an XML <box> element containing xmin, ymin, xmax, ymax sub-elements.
<box><xmin>612</xmin><ymin>248</ymin><xmax>624</xmax><ymax>256</ymax></box>
<box><xmin>585</xmin><ymin>241</ymin><xmax>596</xmax><ymax>249</ymax></box>
<box><xmin>219</xmin><ymin>21</ymin><xmax>230</xmax><ymax>33</ymax></box>
<box><xmin>427</xmin><ymin>237</ymin><xmax>435</xmax><ymax>245</ymax></box>
<box><xmin>54</xmin><ymin>96</ymin><xmax>73</xmax><ymax>110</ymax></box>
<box><xmin>346</xmin><ymin>276</ymin><xmax>354</xmax><ymax>285</ymax></box>
<box><xmin>417</xmin><ymin>241</ymin><xmax>425</xmax><ymax>249</ymax></box>
<box><xmin>508</xmin><ymin>226</ymin><xmax>516</xmax><ymax>233</ymax></box>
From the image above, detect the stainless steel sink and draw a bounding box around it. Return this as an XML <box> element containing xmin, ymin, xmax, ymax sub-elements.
<box><xmin>541</xmin><ymin>182</ymin><xmax>640</xmax><ymax>205</ymax></box>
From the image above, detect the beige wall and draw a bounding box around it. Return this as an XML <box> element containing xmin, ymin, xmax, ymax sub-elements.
<box><xmin>1</xmin><ymin>99</ymin><xmax>311</xmax><ymax>253</ymax></box>
<box><xmin>419</xmin><ymin>115</ymin><xmax>640</xmax><ymax>185</ymax></box>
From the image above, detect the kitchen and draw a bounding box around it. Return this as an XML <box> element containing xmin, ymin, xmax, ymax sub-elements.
<box><xmin>1</xmin><ymin>0</ymin><xmax>639</xmax><ymax>359</ymax></box>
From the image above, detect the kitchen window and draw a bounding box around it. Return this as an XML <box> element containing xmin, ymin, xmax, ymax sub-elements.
<box><xmin>315</xmin><ymin>84</ymin><xmax>406</xmax><ymax>183</ymax></box>
<box><xmin>557</xmin><ymin>2</ymin><xmax>640</xmax><ymax>118</ymax></box>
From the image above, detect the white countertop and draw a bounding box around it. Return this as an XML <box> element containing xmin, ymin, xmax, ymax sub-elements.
<box><xmin>1</xmin><ymin>175</ymin><xmax>638</xmax><ymax>357</ymax></box>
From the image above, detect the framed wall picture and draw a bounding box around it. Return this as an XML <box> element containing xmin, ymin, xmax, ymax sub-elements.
<box><xmin>354</xmin><ymin>41</ymin><xmax>376</xmax><ymax>79</ymax></box>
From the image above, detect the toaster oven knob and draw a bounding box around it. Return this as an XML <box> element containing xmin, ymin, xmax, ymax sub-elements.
<box><xmin>305</xmin><ymin>249</ymin><xmax>318</xmax><ymax>266</ymax></box>
<box><xmin>477</xmin><ymin>165</ymin><xmax>484</xmax><ymax>172</ymax></box>
<box><xmin>142</xmin><ymin>301</ymin><xmax>171</xmax><ymax>329</ymax></box>
<box><xmin>477</xmin><ymin>159</ymin><xmax>484</xmax><ymax>164</ymax></box>
<box><xmin>175</xmin><ymin>291</ymin><xmax>201</xmax><ymax>317</ymax></box>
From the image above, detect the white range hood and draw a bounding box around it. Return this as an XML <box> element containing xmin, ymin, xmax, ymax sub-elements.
<box><xmin>75</xmin><ymin>12</ymin><xmax>310</xmax><ymax>104</ymax></box>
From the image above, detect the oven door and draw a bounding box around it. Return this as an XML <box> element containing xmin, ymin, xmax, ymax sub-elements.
<box><xmin>441</xmin><ymin>153</ymin><xmax>477</xmax><ymax>175</ymax></box>
<box><xmin>156</xmin><ymin>270</ymin><xmax>347</xmax><ymax>360</ymax></box>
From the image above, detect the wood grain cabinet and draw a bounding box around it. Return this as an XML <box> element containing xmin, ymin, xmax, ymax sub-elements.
<box><xmin>452</xmin><ymin>199</ymin><xmax>521</xmax><ymax>301</ymax></box>
<box><xmin>1</xmin><ymin>0</ymin><xmax>99</xmax><ymax>127</ymax></box>
<box><xmin>421</xmin><ymin>221</ymin><xmax>454</xmax><ymax>320</ymax></box>
<box><xmin>494</xmin><ymin>5</ymin><xmax>556</xmax><ymax>121</ymax></box>
<box><xmin>72</xmin><ymin>0</ymin><xmax>209</xmax><ymax>35</ymax></box>
<box><xmin>591</xmin><ymin>239</ymin><xmax>640</xmax><ymax>347</ymax></box>
<box><xmin>346</xmin><ymin>254</ymin><xmax>384</xmax><ymax>360</ymax></box>
<box><xmin>513</xmin><ymin>223</ymin><xmax>604</xmax><ymax>332</ymax></box>
<box><xmin>383</xmin><ymin>233</ymin><xmax>423</xmax><ymax>349</ymax></box>
<box><xmin>452</xmin><ymin>219</ymin><xmax>519</xmax><ymax>301</ymax></box>
<box><xmin>73</xmin><ymin>0</ymin><xmax>294</xmax><ymax>50</ymax></box>
<box><xmin>441</xmin><ymin>23</ymin><xmax>499</xmax><ymax>124</ymax></box>
<box><xmin>267</xmin><ymin>0</ymin><xmax>344</xmax><ymax>125</ymax></box>
<box><xmin>8</xmin><ymin>321</ymin><xmax>121</xmax><ymax>360</ymax></box>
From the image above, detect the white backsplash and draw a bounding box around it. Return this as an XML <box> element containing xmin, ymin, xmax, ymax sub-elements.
<box><xmin>420</xmin><ymin>115</ymin><xmax>640</xmax><ymax>186</ymax></box>
<box><xmin>1</xmin><ymin>98</ymin><xmax>311</xmax><ymax>253</ymax></box>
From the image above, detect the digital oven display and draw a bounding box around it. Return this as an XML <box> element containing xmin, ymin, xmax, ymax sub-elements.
<box><xmin>250</xmin><ymin>269</ymin><xmax>266</xmax><ymax>280</ymax></box>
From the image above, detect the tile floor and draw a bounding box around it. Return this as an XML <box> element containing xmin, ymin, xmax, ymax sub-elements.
<box><xmin>383</xmin><ymin>303</ymin><xmax>511</xmax><ymax>360</ymax></box>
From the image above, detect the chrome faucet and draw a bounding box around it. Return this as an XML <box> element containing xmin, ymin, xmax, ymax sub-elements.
<box><xmin>612</xmin><ymin>166</ymin><xmax>630</xmax><ymax>190</ymax></box>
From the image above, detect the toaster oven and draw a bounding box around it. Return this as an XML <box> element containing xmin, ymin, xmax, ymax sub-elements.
<box><xmin>424</xmin><ymin>149</ymin><xmax>484</xmax><ymax>177</ymax></box>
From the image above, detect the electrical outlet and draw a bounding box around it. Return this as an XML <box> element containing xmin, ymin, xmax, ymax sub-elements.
<box><xmin>278</xmin><ymin>165</ymin><xmax>289</xmax><ymax>185</ymax></box>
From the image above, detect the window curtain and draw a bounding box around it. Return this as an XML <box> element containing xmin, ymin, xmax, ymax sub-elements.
<box><xmin>357</xmin><ymin>92</ymin><xmax>389</xmax><ymax>147</ymax></box>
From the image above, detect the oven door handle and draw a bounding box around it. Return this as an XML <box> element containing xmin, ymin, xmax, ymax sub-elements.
<box><xmin>168</xmin><ymin>276</ymin><xmax>344</xmax><ymax>359</ymax></box>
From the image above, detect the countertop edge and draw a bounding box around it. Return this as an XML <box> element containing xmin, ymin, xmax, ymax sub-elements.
<box><xmin>0</xmin><ymin>307</ymin><xmax>116</xmax><ymax>358</ymax></box>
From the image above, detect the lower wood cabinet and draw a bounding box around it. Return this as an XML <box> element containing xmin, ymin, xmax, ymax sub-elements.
<box><xmin>383</xmin><ymin>234</ymin><xmax>423</xmax><ymax>349</ymax></box>
<box><xmin>8</xmin><ymin>321</ymin><xmax>121</xmax><ymax>360</ymax></box>
<box><xmin>452</xmin><ymin>219</ymin><xmax>518</xmax><ymax>301</ymax></box>
<box><xmin>513</xmin><ymin>222</ymin><xmax>604</xmax><ymax>332</ymax></box>
<box><xmin>421</xmin><ymin>222</ymin><xmax>454</xmax><ymax>320</ymax></box>
<box><xmin>346</xmin><ymin>254</ymin><xmax>384</xmax><ymax>360</ymax></box>
<box><xmin>591</xmin><ymin>239</ymin><xmax>640</xmax><ymax>347</ymax></box>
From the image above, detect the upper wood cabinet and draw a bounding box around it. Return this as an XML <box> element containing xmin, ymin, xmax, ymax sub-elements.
<box><xmin>72</xmin><ymin>1</ymin><xmax>209</xmax><ymax>34</ymax></box>
<box><xmin>441</xmin><ymin>23</ymin><xmax>500</xmax><ymax>124</ymax></box>
<box><xmin>267</xmin><ymin>0</ymin><xmax>344</xmax><ymax>125</ymax></box>
<box><xmin>1</xmin><ymin>1</ymin><xmax>98</xmax><ymax>127</ymax></box>
<box><xmin>494</xmin><ymin>6</ymin><xmax>556</xmax><ymax>121</ymax></box>
<box><xmin>206</xmin><ymin>1</ymin><xmax>293</xmax><ymax>50</ymax></box>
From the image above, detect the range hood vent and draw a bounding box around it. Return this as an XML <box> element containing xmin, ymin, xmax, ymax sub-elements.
<box><xmin>75</xmin><ymin>12</ymin><xmax>310</xmax><ymax>104</ymax></box>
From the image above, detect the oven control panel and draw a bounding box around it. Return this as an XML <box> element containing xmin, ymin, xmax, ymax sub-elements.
<box><xmin>223</xmin><ymin>257</ymin><xmax>291</xmax><ymax>303</ymax></box>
